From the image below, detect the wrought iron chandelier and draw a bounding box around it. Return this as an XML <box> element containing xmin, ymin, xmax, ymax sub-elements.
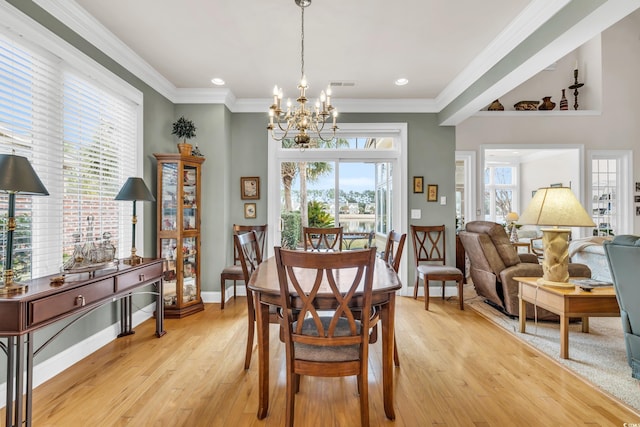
<box><xmin>267</xmin><ymin>0</ymin><xmax>338</xmax><ymax>146</ymax></box>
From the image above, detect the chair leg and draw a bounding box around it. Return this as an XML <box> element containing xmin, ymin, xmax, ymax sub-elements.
<box><xmin>458</xmin><ymin>278</ymin><xmax>464</xmax><ymax>310</ymax></box>
<box><xmin>424</xmin><ymin>277</ymin><xmax>430</xmax><ymax>311</ymax></box>
<box><xmin>244</xmin><ymin>293</ymin><xmax>256</xmax><ymax>370</ymax></box>
<box><xmin>285</xmin><ymin>372</ymin><xmax>295</xmax><ymax>427</ymax></box>
<box><xmin>393</xmin><ymin>338</ymin><xmax>400</xmax><ymax>367</ymax></box>
<box><xmin>441</xmin><ymin>281</ymin><xmax>446</xmax><ymax>300</ymax></box>
<box><xmin>413</xmin><ymin>276</ymin><xmax>419</xmax><ymax>299</ymax></box>
<box><xmin>233</xmin><ymin>280</ymin><xmax>237</xmax><ymax>299</ymax></box>
<box><xmin>359</xmin><ymin>370</ymin><xmax>370</xmax><ymax>427</ymax></box>
<box><xmin>220</xmin><ymin>277</ymin><xmax>225</xmax><ymax>310</ymax></box>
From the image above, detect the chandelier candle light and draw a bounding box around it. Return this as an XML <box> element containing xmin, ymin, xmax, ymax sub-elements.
<box><xmin>267</xmin><ymin>0</ymin><xmax>338</xmax><ymax>147</ymax></box>
<box><xmin>517</xmin><ymin>187</ymin><xmax>595</xmax><ymax>288</ymax></box>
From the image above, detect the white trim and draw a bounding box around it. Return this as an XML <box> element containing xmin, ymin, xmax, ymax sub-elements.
<box><xmin>267</xmin><ymin>123</ymin><xmax>408</xmax><ymax>293</ymax></box>
<box><xmin>33</xmin><ymin>0</ymin><xmax>174</xmax><ymax>100</ymax></box>
<box><xmin>587</xmin><ymin>150</ymin><xmax>633</xmax><ymax>235</ymax></box>
<box><xmin>436</xmin><ymin>0</ymin><xmax>571</xmax><ymax>110</ymax></box>
<box><xmin>455</xmin><ymin>151</ymin><xmax>477</xmax><ymax>226</ymax></box>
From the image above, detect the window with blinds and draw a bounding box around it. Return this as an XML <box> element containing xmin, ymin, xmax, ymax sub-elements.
<box><xmin>0</xmin><ymin>30</ymin><xmax>138</xmax><ymax>281</ymax></box>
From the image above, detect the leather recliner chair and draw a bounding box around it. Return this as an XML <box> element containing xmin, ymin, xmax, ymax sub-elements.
<box><xmin>604</xmin><ymin>235</ymin><xmax>640</xmax><ymax>379</ymax></box>
<box><xmin>459</xmin><ymin>221</ymin><xmax>591</xmax><ymax>320</ymax></box>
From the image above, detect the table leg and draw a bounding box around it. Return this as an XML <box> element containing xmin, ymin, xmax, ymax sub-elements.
<box><xmin>155</xmin><ymin>279</ymin><xmax>166</xmax><ymax>337</ymax></box>
<box><xmin>6</xmin><ymin>337</ymin><xmax>14</xmax><ymax>427</ymax></box>
<box><xmin>581</xmin><ymin>317</ymin><xmax>589</xmax><ymax>333</ymax></box>
<box><xmin>26</xmin><ymin>333</ymin><xmax>33</xmax><ymax>427</ymax></box>
<box><xmin>381</xmin><ymin>293</ymin><xmax>396</xmax><ymax>420</ymax></box>
<box><xmin>255</xmin><ymin>292</ymin><xmax>269</xmax><ymax>419</ymax></box>
<box><xmin>560</xmin><ymin>314</ymin><xmax>569</xmax><ymax>359</ymax></box>
<box><xmin>518</xmin><ymin>285</ymin><xmax>526</xmax><ymax>333</ymax></box>
<box><xmin>118</xmin><ymin>294</ymin><xmax>135</xmax><ymax>337</ymax></box>
<box><xmin>15</xmin><ymin>335</ymin><xmax>24</xmax><ymax>427</ymax></box>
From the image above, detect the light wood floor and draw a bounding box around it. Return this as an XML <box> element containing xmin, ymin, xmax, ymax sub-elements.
<box><xmin>14</xmin><ymin>295</ymin><xmax>640</xmax><ymax>426</ymax></box>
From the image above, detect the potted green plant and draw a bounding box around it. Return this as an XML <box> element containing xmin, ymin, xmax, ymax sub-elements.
<box><xmin>171</xmin><ymin>116</ymin><xmax>197</xmax><ymax>155</ymax></box>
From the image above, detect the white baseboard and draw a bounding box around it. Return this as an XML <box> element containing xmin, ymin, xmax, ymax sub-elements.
<box><xmin>0</xmin><ymin>301</ymin><xmax>156</xmax><ymax>409</ymax></box>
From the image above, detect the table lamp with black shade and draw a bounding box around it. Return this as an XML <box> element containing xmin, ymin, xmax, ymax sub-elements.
<box><xmin>517</xmin><ymin>187</ymin><xmax>595</xmax><ymax>288</ymax></box>
<box><xmin>0</xmin><ymin>153</ymin><xmax>49</xmax><ymax>294</ymax></box>
<box><xmin>115</xmin><ymin>177</ymin><xmax>155</xmax><ymax>265</ymax></box>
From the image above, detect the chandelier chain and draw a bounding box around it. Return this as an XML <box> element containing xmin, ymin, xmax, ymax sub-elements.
<box><xmin>300</xmin><ymin>7</ymin><xmax>304</xmax><ymax>80</ymax></box>
<box><xmin>267</xmin><ymin>0</ymin><xmax>337</xmax><ymax>146</ymax></box>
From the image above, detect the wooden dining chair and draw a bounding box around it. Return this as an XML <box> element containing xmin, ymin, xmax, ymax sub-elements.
<box><xmin>411</xmin><ymin>225</ymin><xmax>464</xmax><ymax>311</ymax></box>
<box><xmin>234</xmin><ymin>230</ymin><xmax>280</xmax><ymax>369</ymax></box>
<box><xmin>274</xmin><ymin>246</ymin><xmax>378</xmax><ymax>427</ymax></box>
<box><xmin>302</xmin><ymin>226</ymin><xmax>343</xmax><ymax>251</ymax></box>
<box><xmin>382</xmin><ymin>230</ymin><xmax>406</xmax><ymax>366</ymax></box>
<box><xmin>220</xmin><ymin>224</ymin><xmax>267</xmax><ymax>309</ymax></box>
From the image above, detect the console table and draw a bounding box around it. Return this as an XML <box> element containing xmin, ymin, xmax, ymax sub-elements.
<box><xmin>0</xmin><ymin>258</ymin><xmax>165</xmax><ymax>427</ymax></box>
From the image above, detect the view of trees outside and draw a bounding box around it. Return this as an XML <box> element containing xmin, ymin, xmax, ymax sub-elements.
<box><xmin>280</xmin><ymin>158</ymin><xmax>376</xmax><ymax>248</ymax></box>
<box><xmin>484</xmin><ymin>165</ymin><xmax>515</xmax><ymax>224</ymax></box>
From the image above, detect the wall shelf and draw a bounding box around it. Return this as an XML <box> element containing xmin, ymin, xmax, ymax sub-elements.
<box><xmin>474</xmin><ymin>110</ymin><xmax>601</xmax><ymax>118</ymax></box>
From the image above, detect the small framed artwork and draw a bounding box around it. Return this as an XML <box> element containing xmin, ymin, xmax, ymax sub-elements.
<box><xmin>413</xmin><ymin>176</ymin><xmax>424</xmax><ymax>193</ymax></box>
<box><xmin>244</xmin><ymin>202</ymin><xmax>257</xmax><ymax>219</ymax></box>
<box><xmin>427</xmin><ymin>184</ymin><xmax>438</xmax><ymax>202</ymax></box>
<box><xmin>635</xmin><ymin>195</ymin><xmax>640</xmax><ymax>203</ymax></box>
<box><xmin>636</xmin><ymin>182</ymin><xmax>640</xmax><ymax>192</ymax></box>
<box><xmin>550</xmin><ymin>183</ymin><xmax>563</xmax><ymax>187</ymax></box>
<box><xmin>637</xmin><ymin>206</ymin><xmax>640</xmax><ymax>216</ymax></box>
<box><xmin>241</xmin><ymin>176</ymin><xmax>260</xmax><ymax>200</ymax></box>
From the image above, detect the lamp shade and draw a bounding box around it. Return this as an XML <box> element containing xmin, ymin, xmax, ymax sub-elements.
<box><xmin>0</xmin><ymin>153</ymin><xmax>49</xmax><ymax>195</ymax></box>
<box><xmin>115</xmin><ymin>177</ymin><xmax>155</xmax><ymax>202</ymax></box>
<box><xmin>518</xmin><ymin>187</ymin><xmax>594</xmax><ymax>227</ymax></box>
<box><xmin>505</xmin><ymin>212</ymin><xmax>519</xmax><ymax>222</ymax></box>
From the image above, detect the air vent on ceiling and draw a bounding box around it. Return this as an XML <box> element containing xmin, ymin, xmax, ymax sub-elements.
<box><xmin>330</xmin><ymin>81</ymin><xmax>355</xmax><ymax>87</ymax></box>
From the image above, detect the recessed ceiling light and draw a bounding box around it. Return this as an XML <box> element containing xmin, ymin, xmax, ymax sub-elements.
<box><xmin>211</xmin><ymin>78</ymin><xmax>225</xmax><ymax>86</ymax></box>
<box><xmin>395</xmin><ymin>78</ymin><xmax>409</xmax><ymax>86</ymax></box>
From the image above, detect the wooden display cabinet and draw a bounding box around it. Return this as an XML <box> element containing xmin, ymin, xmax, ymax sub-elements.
<box><xmin>154</xmin><ymin>153</ymin><xmax>205</xmax><ymax>318</ymax></box>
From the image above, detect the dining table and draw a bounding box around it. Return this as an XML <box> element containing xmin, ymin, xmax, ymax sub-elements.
<box><xmin>247</xmin><ymin>255</ymin><xmax>402</xmax><ymax>421</ymax></box>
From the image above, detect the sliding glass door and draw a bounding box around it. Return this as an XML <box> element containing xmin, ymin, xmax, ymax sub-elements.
<box><xmin>280</xmin><ymin>160</ymin><xmax>389</xmax><ymax>250</ymax></box>
<box><xmin>267</xmin><ymin>123</ymin><xmax>408</xmax><ymax>288</ymax></box>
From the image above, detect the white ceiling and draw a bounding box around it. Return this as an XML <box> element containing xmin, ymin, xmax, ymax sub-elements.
<box><xmin>37</xmin><ymin>0</ymin><xmax>640</xmax><ymax>123</ymax></box>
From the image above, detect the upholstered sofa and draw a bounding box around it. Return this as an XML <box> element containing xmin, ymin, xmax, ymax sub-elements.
<box><xmin>604</xmin><ymin>235</ymin><xmax>640</xmax><ymax>379</ymax></box>
<box><xmin>569</xmin><ymin>236</ymin><xmax>613</xmax><ymax>282</ymax></box>
<box><xmin>459</xmin><ymin>221</ymin><xmax>591</xmax><ymax>320</ymax></box>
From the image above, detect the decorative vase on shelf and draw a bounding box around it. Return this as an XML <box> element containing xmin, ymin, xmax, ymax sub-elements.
<box><xmin>538</xmin><ymin>96</ymin><xmax>556</xmax><ymax>111</ymax></box>
<box><xmin>559</xmin><ymin>89</ymin><xmax>569</xmax><ymax>110</ymax></box>
<box><xmin>488</xmin><ymin>99</ymin><xmax>504</xmax><ymax>111</ymax></box>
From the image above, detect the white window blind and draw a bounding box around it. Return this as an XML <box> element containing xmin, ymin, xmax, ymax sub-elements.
<box><xmin>0</xmin><ymin>29</ymin><xmax>138</xmax><ymax>280</ymax></box>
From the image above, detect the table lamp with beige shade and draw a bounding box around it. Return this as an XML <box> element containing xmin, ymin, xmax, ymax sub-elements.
<box><xmin>517</xmin><ymin>187</ymin><xmax>595</xmax><ymax>288</ymax></box>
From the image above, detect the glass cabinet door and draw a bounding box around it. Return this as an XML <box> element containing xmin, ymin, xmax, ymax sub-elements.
<box><xmin>161</xmin><ymin>163</ymin><xmax>178</xmax><ymax>231</ymax></box>
<box><xmin>182</xmin><ymin>165</ymin><xmax>197</xmax><ymax>231</ymax></box>
<box><xmin>182</xmin><ymin>237</ymin><xmax>197</xmax><ymax>303</ymax></box>
<box><xmin>160</xmin><ymin>238</ymin><xmax>178</xmax><ymax>306</ymax></box>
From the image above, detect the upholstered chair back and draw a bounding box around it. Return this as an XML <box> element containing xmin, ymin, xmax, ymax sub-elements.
<box><xmin>604</xmin><ymin>235</ymin><xmax>640</xmax><ymax>379</ymax></box>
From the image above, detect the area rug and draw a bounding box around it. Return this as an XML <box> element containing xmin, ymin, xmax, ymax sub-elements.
<box><xmin>465</xmin><ymin>288</ymin><xmax>640</xmax><ymax>413</ymax></box>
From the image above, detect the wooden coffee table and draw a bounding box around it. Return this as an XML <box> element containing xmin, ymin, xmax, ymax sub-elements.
<box><xmin>515</xmin><ymin>277</ymin><xmax>620</xmax><ymax>359</ymax></box>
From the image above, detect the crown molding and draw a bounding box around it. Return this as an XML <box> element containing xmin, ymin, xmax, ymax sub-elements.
<box><xmin>34</xmin><ymin>0</ymin><xmax>176</xmax><ymax>100</ymax></box>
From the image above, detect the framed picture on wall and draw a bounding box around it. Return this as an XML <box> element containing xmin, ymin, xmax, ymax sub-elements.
<box><xmin>244</xmin><ymin>202</ymin><xmax>257</xmax><ymax>219</ymax></box>
<box><xmin>427</xmin><ymin>184</ymin><xmax>438</xmax><ymax>202</ymax></box>
<box><xmin>413</xmin><ymin>176</ymin><xmax>424</xmax><ymax>193</ymax></box>
<box><xmin>241</xmin><ymin>176</ymin><xmax>260</xmax><ymax>200</ymax></box>
<box><xmin>550</xmin><ymin>183</ymin><xmax>563</xmax><ymax>187</ymax></box>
